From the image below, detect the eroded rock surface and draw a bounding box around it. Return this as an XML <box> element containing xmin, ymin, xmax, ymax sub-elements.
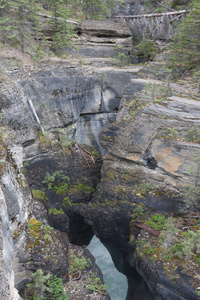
<box><xmin>0</xmin><ymin>66</ymin><xmax>112</xmax><ymax>299</ymax></box>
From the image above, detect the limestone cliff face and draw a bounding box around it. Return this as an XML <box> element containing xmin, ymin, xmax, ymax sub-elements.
<box><xmin>100</xmin><ymin>78</ymin><xmax>200</xmax><ymax>195</ymax></box>
<box><xmin>15</xmin><ymin>67</ymin><xmax>118</xmax><ymax>155</ymax></box>
<box><xmin>0</xmin><ymin>75</ymin><xmax>35</xmax><ymax>300</ymax></box>
<box><xmin>0</xmin><ymin>64</ymin><xmax>116</xmax><ymax>299</ymax></box>
<box><xmin>95</xmin><ymin>77</ymin><xmax>200</xmax><ymax>299</ymax></box>
<box><xmin>74</xmin><ymin>19</ymin><xmax>133</xmax><ymax>60</ymax></box>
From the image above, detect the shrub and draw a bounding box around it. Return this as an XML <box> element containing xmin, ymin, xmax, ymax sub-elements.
<box><xmin>69</xmin><ymin>254</ymin><xmax>90</xmax><ymax>273</ymax></box>
<box><xmin>146</xmin><ymin>214</ymin><xmax>166</xmax><ymax>230</ymax></box>
<box><xmin>24</xmin><ymin>270</ymin><xmax>68</xmax><ymax>300</ymax></box>
<box><xmin>186</xmin><ymin>124</ymin><xmax>200</xmax><ymax>143</ymax></box>
<box><xmin>136</xmin><ymin>36</ymin><xmax>158</xmax><ymax>61</ymax></box>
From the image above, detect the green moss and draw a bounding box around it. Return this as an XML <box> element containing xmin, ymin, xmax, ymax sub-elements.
<box><xmin>53</xmin><ymin>182</ymin><xmax>69</xmax><ymax>195</ymax></box>
<box><xmin>106</xmin><ymin>171</ymin><xmax>115</xmax><ymax>180</ymax></box>
<box><xmin>25</xmin><ymin>219</ymin><xmax>55</xmax><ymax>252</ymax></box>
<box><xmin>69</xmin><ymin>184</ymin><xmax>95</xmax><ymax>194</ymax></box>
<box><xmin>44</xmin><ymin>233</ymin><xmax>53</xmax><ymax>243</ymax></box>
<box><xmin>62</xmin><ymin>197</ymin><xmax>70</xmax><ymax>207</ymax></box>
<box><xmin>48</xmin><ymin>208</ymin><xmax>65</xmax><ymax>215</ymax></box>
<box><xmin>31</xmin><ymin>189</ymin><xmax>47</xmax><ymax>201</ymax></box>
<box><xmin>27</xmin><ymin>218</ymin><xmax>42</xmax><ymax>237</ymax></box>
<box><xmin>25</xmin><ymin>218</ymin><xmax>42</xmax><ymax>251</ymax></box>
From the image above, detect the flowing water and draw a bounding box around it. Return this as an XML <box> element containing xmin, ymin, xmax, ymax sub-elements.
<box><xmin>87</xmin><ymin>236</ymin><xmax>128</xmax><ymax>300</ymax></box>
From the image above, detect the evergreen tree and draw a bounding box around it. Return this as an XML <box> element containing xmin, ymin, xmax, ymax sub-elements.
<box><xmin>47</xmin><ymin>0</ymin><xmax>75</xmax><ymax>54</ymax></box>
<box><xmin>80</xmin><ymin>0</ymin><xmax>121</xmax><ymax>19</ymax></box>
<box><xmin>168</xmin><ymin>0</ymin><xmax>200</xmax><ymax>75</ymax></box>
<box><xmin>25</xmin><ymin>269</ymin><xmax>50</xmax><ymax>300</ymax></box>
<box><xmin>0</xmin><ymin>0</ymin><xmax>9</xmax><ymax>44</ymax></box>
<box><xmin>0</xmin><ymin>0</ymin><xmax>16</xmax><ymax>45</ymax></box>
<box><xmin>14</xmin><ymin>0</ymin><xmax>42</xmax><ymax>53</ymax></box>
<box><xmin>159</xmin><ymin>217</ymin><xmax>179</xmax><ymax>254</ymax></box>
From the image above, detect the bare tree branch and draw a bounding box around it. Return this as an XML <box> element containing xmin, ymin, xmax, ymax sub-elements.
<box><xmin>156</xmin><ymin>1</ymin><xmax>176</xmax><ymax>12</ymax></box>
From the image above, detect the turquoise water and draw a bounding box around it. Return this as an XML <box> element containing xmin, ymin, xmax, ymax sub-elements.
<box><xmin>87</xmin><ymin>236</ymin><xmax>128</xmax><ymax>300</ymax></box>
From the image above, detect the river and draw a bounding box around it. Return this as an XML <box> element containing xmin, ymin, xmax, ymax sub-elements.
<box><xmin>87</xmin><ymin>236</ymin><xmax>128</xmax><ymax>300</ymax></box>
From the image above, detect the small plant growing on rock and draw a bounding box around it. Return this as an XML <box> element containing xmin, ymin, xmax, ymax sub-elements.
<box><xmin>27</xmin><ymin>218</ymin><xmax>42</xmax><ymax>237</ymax></box>
<box><xmin>24</xmin><ymin>270</ymin><xmax>68</xmax><ymax>300</ymax></box>
<box><xmin>48</xmin><ymin>208</ymin><xmax>65</xmax><ymax>215</ymax></box>
<box><xmin>114</xmin><ymin>44</ymin><xmax>131</xmax><ymax>67</ymax></box>
<box><xmin>69</xmin><ymin>254</ymin><xmax>90</xmax><ymax>274</ymax></box>
<box><xmin>24</xmin><ymin>269</ymin><xmax>51</xmax><ymax>300</ymax></box>
<box><xmin>42</xmin><ymin>170</ymin><xmax>69</xmax><ymax>190</ymax></box>
<box><xmin>40</xmin><ymin>102</ymin><xmax>46</xmax><ymax>109</ymax></box>
<box><xmin>159</xmin><ymin>217</ymin><xmax>179</xmax><ymax>255</ymax></box>
<box><xmin>24</xmin><ymin>160</ymin><xmax>29</xmax><ymax>167</ymax></box>
<box><xmin>131</xmin><ymin>204</ymin><xmax>145</xmax><ymax>220</ymax></box>
<box><xmin>43</xmin><ymin>225</ymin><xmax>53</xmax><ymax>234</ymax></box>
<box><xmin>143</xmin><ymin>242</ymin><xmax>156</xmax><ymax>256</ymax></box>
<box><xmin>194</xmin><ymin>70</ymin><xmax>200</xmax><ymax>93</ymax></box>
<box><xmin>31</xmin><ymin>189</ymin><xmax>47</xmax><ymax>201</ymax></box>
<box><xmin>45</xmin><ymin>274</ymin><xmax>69</xmax><ymax>300</ymax></box>
<box><xmin>135</xmin><ymin>35</ymin><xmax>158</xmax><ymax>62</ymax></box>
<box><xmin>128</xmin><ymin>97</ymin><xmax>145</xmax><ymax>120</ymax></box>
<box><xmin>158</xmin><ymin>127</ymin><xmax>179</xmax><ymax>139</ymax></box>
<box><xmin>146</xmin><ymin>214</ymin><xmax>166</xmax><ymax>230</ymax></box>
<box><xmin>186</xmin><ymin>124</ymin><xmax>200</xmax><ymax>143</ymax></box>
<box><xmin>43</xmin><ymin>234</ymin><xmax>53</xmax><ymax>243</ymax></box>
<box><xmin>86</xmin><ymin>273</ymin><xmax>108</xmax><ymax>293</ymax></box>
<box><xmin>79</xmin><ymin>57</ymin><xmax>86</xmax><ymax>65</ymax></box>
<box><xmin>62</xmin><ymin>196</ymin><xmax>71</xmax><ymax>207</ymax></box>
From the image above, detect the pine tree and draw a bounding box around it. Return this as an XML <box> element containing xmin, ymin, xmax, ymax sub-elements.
<box><xmin>48</xmin><ymin>0</ymin><xmax>75</xmax><ymax>54</ymax></box>
<box><xmin>159</xmin><ymin>217</ymin><xmax>179</xmax><ymax>254</ymax></box>
<box><xmin>0</xmin><ymin>0</ymin><xmax>16</xmax><ymax>44</ymax></box>
<box><xmin>168</xmin><ymin>0</ymin><xmax>200</xmax><ymax>75</ymax></box>
<box><xmin>80</xmin><ymin>0</ymin><xmax>121</xmax><ymax>19</ymax></box>
<box><xmin>14</xmin><ymin>0</ymin><xmax>42</xmax><ymax>53</ymax></box>
<box><xmin>0</xmin><ymin>0</ymin><xmax>9</xmax><ymax>44</ymax></box>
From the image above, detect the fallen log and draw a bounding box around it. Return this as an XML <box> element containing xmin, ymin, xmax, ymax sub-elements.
<box><xmin>130</xmin><ymin>221</ymin><xmax>160</xmax><ymax>237</ymax></box>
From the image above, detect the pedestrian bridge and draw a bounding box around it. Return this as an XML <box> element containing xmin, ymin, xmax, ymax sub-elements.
<box><xmin>112</xmin><ymin>10</ymin><xmax>188</xmax><ymax>40</ymax></box>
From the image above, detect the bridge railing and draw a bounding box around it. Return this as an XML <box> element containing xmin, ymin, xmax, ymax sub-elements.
<box><xmin>112</xmin><ymin>10</ymin><xmax>188</xmax><ymax>20</ymax></box>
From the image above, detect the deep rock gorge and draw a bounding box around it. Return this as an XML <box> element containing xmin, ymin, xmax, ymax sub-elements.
<box><xmin>0</xmin><ymin>13</ymin><xmax>200</xmax><ymax>300</ymax></box>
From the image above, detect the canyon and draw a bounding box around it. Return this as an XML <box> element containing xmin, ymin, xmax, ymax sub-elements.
<box><xmin>0</xmin><ymin>2</ymin><xmax>200</xmax><ymax>300</ymax></box>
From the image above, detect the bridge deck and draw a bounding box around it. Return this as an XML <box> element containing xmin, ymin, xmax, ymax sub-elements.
<box><xmin>112</xmin><ymin>10</ymin><xmax>188</xmax><ymax>20</ymax></box>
